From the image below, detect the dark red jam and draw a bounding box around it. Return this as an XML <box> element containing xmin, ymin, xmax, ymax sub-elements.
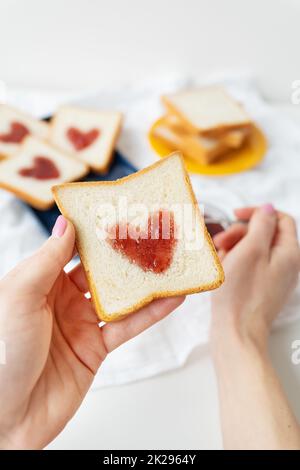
<box><xmin>0</xmin><ymin>122</ymin><xmax>29</xmax><ymax>143</ymax></box>
<box><xmin>18</xmin><ymin>156</ymin><xmax>60</xmax><ymax>180</ymax></box>
<box><xmin>66</xmin><ymin>127</ymin><xmax>100</xmax><ymax>151</ymax></box>
<box><xmin>204</xmin><ymin>212</ymin><xmax>225</xmax><ymax>238</ymax></box>
<box><xmin>108</xmin><ymin>210</ymin><xmax>177</xmax><ymax>273</ymax></box>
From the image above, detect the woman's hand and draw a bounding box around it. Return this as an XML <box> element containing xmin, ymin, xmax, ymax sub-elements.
<box><xmin>211</xmin><ymin>204</ymin><xmax>300</xmax><ymax>355</ymax></box>
<box><xmin>210</xmin><ymin>205</ymin><xmax>300</xmax><ymax>450</ymax></box>
<box><xmin>0</xmin><ymin>216</ymin><xmax>184</xmax><ymax>450</ymax></box>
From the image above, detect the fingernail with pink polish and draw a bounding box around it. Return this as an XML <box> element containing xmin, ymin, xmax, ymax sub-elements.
<box><xmin>261</xmin><ymin>203</ymin><xmax>275</xmax><ymax>215</ymax></box>
<box><xmin>52</xmin><ymin>215</ymin><xmax>67</xmax><ymax>238</ymax></box>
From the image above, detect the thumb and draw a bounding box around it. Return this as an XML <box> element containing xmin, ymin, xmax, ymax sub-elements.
<box><xmin>247</xmin><ymin>204</ymin><xmax>277</xmax><ymax>253</ymax></box>
<box><xmin>15</xmin><ymin>216</ymin><xmax>75</xmax><ymax>295</ymax></box>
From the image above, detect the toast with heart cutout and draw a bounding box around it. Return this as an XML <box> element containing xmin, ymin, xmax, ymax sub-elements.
<box><xmin>0</xmin><ymin>104</ymin><xmax>49</xmax><ymax>159</ymax></box>
<box><xmin>53</xmin><ymin>153</ymin><xmax>224</xmax><ymax>321</ymax></box>
<box><xmin>50</xmin><ymin>106</ymin><xmax>123</xmax><ymax>173</ymax></box>
<box><xmin>0</xmin><ymin>136</ymin><xmax>88</xmax><ymax>210</ymax></box>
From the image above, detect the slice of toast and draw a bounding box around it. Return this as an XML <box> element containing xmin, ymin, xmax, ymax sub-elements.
<box><xmin>50</xmin><ymin>106</ymin><xmax>123</xmax><ymax>173</ymax></box>
<box><xmin>0</xmin><ymin>104</ymin><xmax>49</xmax><ymax>159</ymax></box>
<box><xmin>53</xmin><ymin>153</ymin><xmax>224</xmax><ymax>321</ymax></box>
<box><xmin>0</xmin><ymin>136</ymin><xmax>88</xmax><ymax>210</ymax></box>
<box><xmin>162</xmin><ymin>86</ymin><xmax>251</xmax><ymax>135</ymax></box>
<box><xmin>153</xmin><ymin>118</ymin><xmax>229</xmax><ymax>165</ymax></box>
<box><xmin>220</xmin><ymin>126</ymin><xmax>250</xmax><ymax>148</ymax></box>
<box><xmin>165</xmin><ymin>114</ymin><xmax>249</xmax><ymax>149</ymax></box>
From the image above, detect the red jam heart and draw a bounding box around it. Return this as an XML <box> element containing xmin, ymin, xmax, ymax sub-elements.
<box><xmin>108</xmin><ymin>210</ymin><xmax>177</xmax><ymax>273</ymax></box>
<box><xmin>0</xmin><ymin>121</ymin><xmax>29</xmax><ymax>143</ymax></box>
<box><xmin>18</xmin><ymin>156</ymin><xmax>60</xmax><ymax>180</ymax></box>
<box><xmin>66</xmin><ymin>127</ymin><xmax>100</xmax><ymax>151</ymax></box>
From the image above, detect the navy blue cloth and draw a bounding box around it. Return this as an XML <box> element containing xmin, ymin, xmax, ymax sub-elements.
<box><xmin>30</xmin><ymin>150</ymin><xmax>137</xmax><ymax>234</ymax></box>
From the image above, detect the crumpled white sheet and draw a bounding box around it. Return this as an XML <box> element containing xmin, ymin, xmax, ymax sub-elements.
<box><xmin>1</xmin><ymin>74</ymin><xmax>300</xmax><ymax>388</ymax></box>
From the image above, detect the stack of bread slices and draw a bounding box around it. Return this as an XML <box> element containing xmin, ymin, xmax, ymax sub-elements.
<box><xmin>154</xmin><ymin>86</ymin><xmax>253</xmax><ymax>165</ymax></box>
<box><xmin>0</xmin><ymin>104</ymin><xmax>122</xmax><ymax>209</ymax></box>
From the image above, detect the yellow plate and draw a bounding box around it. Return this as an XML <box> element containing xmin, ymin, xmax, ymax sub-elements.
<box><xmin>148</xmin><ymin>118</ymin><xmax>267</xmax><ymax>176</ymax></box>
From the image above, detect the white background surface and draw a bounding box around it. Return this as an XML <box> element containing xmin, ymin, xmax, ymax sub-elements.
<box><xmin>48</xmin><ymin>321</ymin><xmax>300</xmax><ymax>450</ymax></box>
<box><xmin>0</xmin><ymin>0</ymin><xmax>299</xmax><ymax>102</ymax></box>
<box><xmin>1</xmin><ymin>0</ymin><xmax>300</xmax><ymax>450</ymax></box>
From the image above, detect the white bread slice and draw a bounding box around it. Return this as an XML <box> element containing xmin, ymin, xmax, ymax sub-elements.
<box><xmin>153</xmin><ymin>115</ymin><xmax>229</xmax><ymax>165</ymax></box>
<box><xmin>50</xmin><ymin>106</ymin><xmax>123</xmax><ymax>173</ymax></box>
<box><xmin>53</xmin><ymin>153</ymin><xmax>224</xmax><ymax>321</ymax></box>
<box><xmin>153</xmin><ymin>121</ymin><xmax>227</xmax><ymax>165</ymax></box>
<box><xmin>162</xmin><ymin>86</ymin><xmax>251</xmax><ymax>134</ymax></box>
<box><xmin>165</xmin><ymin>114</ymin><xmax>249</xmax><ymax>149</ymax></box>
<box><xmin>0</xmin><ymin>104</ymin><xmax>49</xmax><ymax>159</ymax></box>
<box><xmin>220</xmin><ymin>126</ymin><xmax>250</xmax><ymax>148</ymax></box>
<box><xmin>0</xmin><ymin>136</ymin><xmax>88</xmax><ymax>210</ymax></box>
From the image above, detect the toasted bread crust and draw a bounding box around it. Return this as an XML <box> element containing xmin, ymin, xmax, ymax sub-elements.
<box><xmin>0</xmin><ymin>164</ymin><xmax>90</xmax><ymax>210</ymax></box>
<box><xmin>198</xmin><ymin>123</ymin><xmax>252</xmax><ymax>138</ymax></box>
<box><xmin>53</xmin><ymin>153</ymin><xmax>224</xmax><ymax>322</ymax></box>
<box><xmin>0</xmin><ymin>136</ymin><xmax>89</xmax><ymax>210</ymax></box>
<box><xmin>95</xmin><ymin>112</ymin><xmax>123</xmax><ymax>174</ymax></box>
<box><xmin>0</xmin><ymin>181</ymin><xmax>55</xmax><ymax>210</ymax></box>
<box><xmin>49</xmin><ymin>108</ymin><xmax>123</xmax><ymax>174</ymax></box>
<box><xmin>0</xmin><ymin>103</ymin><xmax>49</xmax><ymax>130</ymax></box>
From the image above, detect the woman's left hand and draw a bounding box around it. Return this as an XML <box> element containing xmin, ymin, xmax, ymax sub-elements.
<box><xmin>0</xmin><ymin>216</ymin><xmax>184</xmax><ymax>449</ymax></box>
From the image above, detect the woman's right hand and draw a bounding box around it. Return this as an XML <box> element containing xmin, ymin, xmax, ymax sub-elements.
<box><xmin>211</xmin><ymin>205</ymin><xmax>300</xmax><ymax>356</ymax></box>
<box><xmin>210</xmin><ymin>205</ymin><xmax>300</xmax><ymax>450</ymax></box>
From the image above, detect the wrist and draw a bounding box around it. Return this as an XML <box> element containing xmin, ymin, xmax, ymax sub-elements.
<box><xmin>0</xmin><ymin>432</ymin><xmax>17</xmax><ymax>450</ymax></box>
<box><xmin>0</xmin><ymin>433</ymin><xmax>41</xmax><ymax>450</ymax></box>
<box><xmin>210</xmin><ymin>310</ymin><xmax>270</xmax><ymax>371</ymax></box>
<box><xmin>211</xmin><ymin>335</ymin><xmax>269</xmax><ymax>378</ymax></box>
<box><xmin>0</xmin><ymin>423</ymin><xmax>41</xmax><ymax>450</ymax></box>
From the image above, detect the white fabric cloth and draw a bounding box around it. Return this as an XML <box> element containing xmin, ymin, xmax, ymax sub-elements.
<box><xmin>1</xmin><ymin>75</ymin><xmax>300</xmax><ymax>388</ymax></box>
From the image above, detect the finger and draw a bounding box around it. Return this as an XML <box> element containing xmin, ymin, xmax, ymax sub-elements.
<box><xmin>68</xmin><ymin>263</ymin><xmax>89</xmax><ymax>293</ymax></box>
<box><xmin>247</xmin><ymin>204</ymin><xmax>277</xmax><ymax>253</ymax></box>
<box><xmin>234</xmin><ymin>207</ymin><xmax>256</xmax><ymax>220</ymax></box>
<box><xmin>8</xmin><ymin>216</ymin><xmax>75</xmax><ymax>296</ymax></box>
<box><xmin>213</xmin><ymin>223</ymin><xmax>248</xmax><ymax>251</ymax></box>
<box><xmin>274</xmin><ymin>212</ymin><xmax>299</xmax><ymax>247</ymax></box>
<box><xmin>235</xmin><ymin>207</ymin><xmax>299</xmax><ymax>247</ymax></box>
<box><xmin>101</xmin><ymin>296</ymin><xmax>185</xmax><ymax>352</ymax></box>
